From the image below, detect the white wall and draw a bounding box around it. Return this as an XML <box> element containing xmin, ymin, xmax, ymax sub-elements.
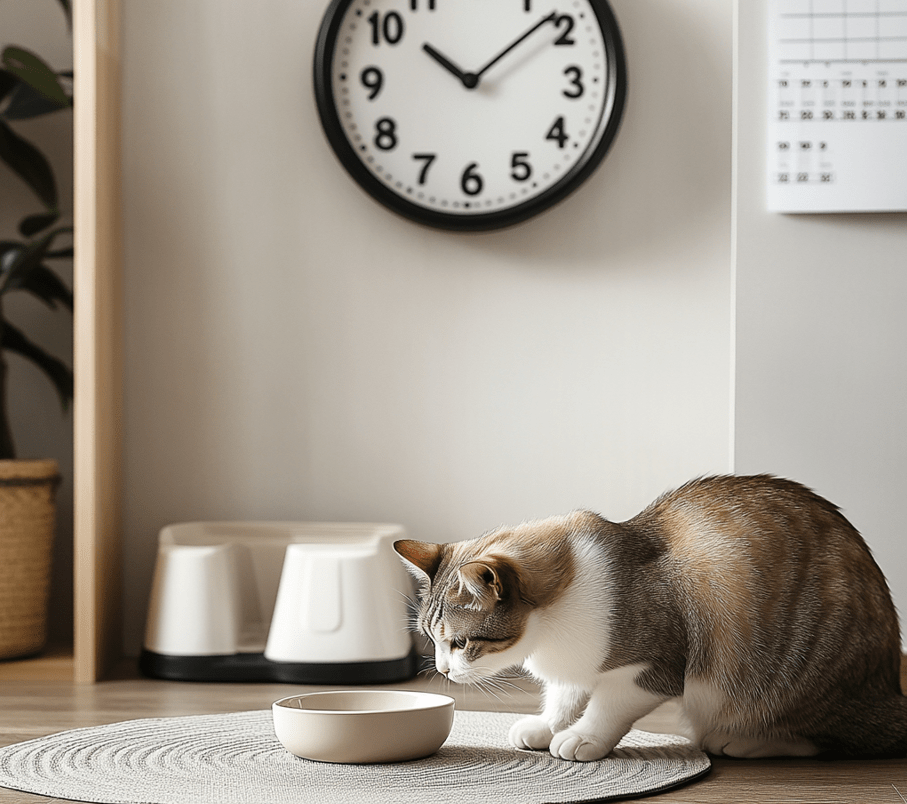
<box><xmin>120</xmin><ymin>0</ymin><xmax>734</xmax><ymax>652</ymax></box>
<box><xmin>734</xmin><ymin>1</ymin><xmax>907</xmax><ymax>626</ymax></box>
<box><xmin>0</xmin><ymin>0</ymin><xmax>74</xmax><ymax>647</ymax></box>
<box><xmin>9</xmin><ymin>0</ymin><xmax>902</xmax><ymax>658</ymax></box>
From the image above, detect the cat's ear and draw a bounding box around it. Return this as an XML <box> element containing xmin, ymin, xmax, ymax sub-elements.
<box><xmin>394</xmin><ymin>540</ymin><xmax>443</xmax><ymax>582</ymax></box>
<box><xmin>457</xmin><ymin>561</ymin><xmax>505</xmax><ymax>608</ymax></box>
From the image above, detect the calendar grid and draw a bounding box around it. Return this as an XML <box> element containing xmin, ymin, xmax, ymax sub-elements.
<box><xmin>767</xmin><ymin>0</ymin><xmax>907</xmax><ymax>211</ymax></box>
<box><xmin>777</xmin><ymin>1</ymin><xmax>907</xmax><ymax>64</ymax></box>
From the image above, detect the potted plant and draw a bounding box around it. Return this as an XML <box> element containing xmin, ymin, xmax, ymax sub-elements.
<box><xmin>0</xmin><ymin>0</ymin><xmax>74</xmax><ymax>659</ymax></box>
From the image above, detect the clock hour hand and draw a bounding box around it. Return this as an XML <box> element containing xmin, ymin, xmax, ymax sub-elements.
<box><xmin>474</xmin><ymin>12</ymin><xmax>557</xmax><ymax>81</ymax></box>
<box><xmin>422</xmin><ymin>43</ymin><xmax>479</xmax><ymax>89</ymax></box>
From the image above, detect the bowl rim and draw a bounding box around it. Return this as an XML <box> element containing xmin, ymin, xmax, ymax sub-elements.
<box><xmin>272</xmin><ymin>689</ymin><xmax>455</xmax><ymax>716</ymax></box>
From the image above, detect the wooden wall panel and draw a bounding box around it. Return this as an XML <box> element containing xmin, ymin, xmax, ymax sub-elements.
<box><xmin>72</xmin><ymin>0</ymin><xmax>122</xmax><ymax>683</ymax></box>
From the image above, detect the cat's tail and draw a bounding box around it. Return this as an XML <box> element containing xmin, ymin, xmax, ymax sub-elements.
<box><xmin>819</xmin><ymin>693</ymin><xmax>907</xmax><ymax>759</ymax></box>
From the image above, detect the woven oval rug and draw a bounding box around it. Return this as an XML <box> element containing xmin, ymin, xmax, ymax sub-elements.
<box><xmin>0</xmin><ymin>710</ymin><xmax>710</xmax><ymax>804</ymax></box>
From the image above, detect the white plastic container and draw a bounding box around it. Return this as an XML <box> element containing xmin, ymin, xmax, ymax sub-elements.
<box><xmin>141</xmin><ymin>522</ymin><xmax>416</xmax><ymax>683</ymax></box>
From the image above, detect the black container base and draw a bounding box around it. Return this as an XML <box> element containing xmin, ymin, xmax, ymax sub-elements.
<box><xmin>139</xmin><ymin>648</ymin><xmax>418</xmax><ymax>685</ymax></box>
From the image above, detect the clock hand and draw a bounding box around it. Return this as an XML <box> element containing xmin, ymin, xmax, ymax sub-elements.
<box><xmin>473</xmin><ymin>12</ymin><xmax>557</xmax><ymax>82</ymax></box>
<box><xmin>422</xmin><ymin>43</ymin><xmax>479</xmax><ymax>89</ymax></box>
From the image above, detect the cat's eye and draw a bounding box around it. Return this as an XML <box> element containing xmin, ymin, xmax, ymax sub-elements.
<box><xmin>450</xmin><ymin>637</ymin><xmax>468</xmax><ymax>650</ymax></box>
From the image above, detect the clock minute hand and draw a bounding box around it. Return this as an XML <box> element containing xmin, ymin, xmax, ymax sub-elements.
<box><xmin>473</xmin><ymin>12</ymin><xmax>557</xmax><ymax>82</ymax></box>
<box><xmin>422</xmin><ymin>43</ymin><xmax>479</xmax><ymax>89</ymax></box>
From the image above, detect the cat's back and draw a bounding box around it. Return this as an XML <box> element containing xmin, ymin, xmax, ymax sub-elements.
<box><xmin>627</xmin><ymin>475</ymin><xmax>900</xmax><ymax>692</ymax></box>
<box><xmin>633</xmin><ymin>474</ymin><xmax>877</xmax><ymax>574</ymax></box>
<box><xmin>621</xmin><ymin>474</ymin><xmax>905</xmax><ymax>758</ymax></box>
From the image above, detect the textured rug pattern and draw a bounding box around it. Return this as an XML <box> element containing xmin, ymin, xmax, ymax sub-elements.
<box><xmin>0</xmin><ymin>710</ymin><xmax>710</xmax><ymax>804</ymax></box>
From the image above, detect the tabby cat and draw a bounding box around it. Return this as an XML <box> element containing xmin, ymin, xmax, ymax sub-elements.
<box><xmin>394</xmin><ymin>475</ymin><xmax>907</xmax><ymax>761</ymax></box>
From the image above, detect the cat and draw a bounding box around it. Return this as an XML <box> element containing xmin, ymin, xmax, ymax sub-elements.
<box><xmin>394</xmin><ymin>474</ymin><xmax>907</xmax><ymax>761</ymax></box>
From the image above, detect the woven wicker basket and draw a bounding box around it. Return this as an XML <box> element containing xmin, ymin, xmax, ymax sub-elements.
<box><xmin>0</xmin><ymin>459</ymin><xmax>60</xmax><ymax>660</ymax></box>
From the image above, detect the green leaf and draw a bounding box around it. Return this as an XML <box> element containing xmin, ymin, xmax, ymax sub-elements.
<box><xmin>19</xmin><ymin>263</ymin><xmax>73</xmax><ymax>311</ymax></box>
<box><xmin>0</xmin><ymin>235</ymin><xmax>72</xmax><ymax>309</ymax></box>
<box><xmin>19</xmin><ymin>211</ymin><xmax>60</xmax><ymax>237</ymax></box>
<box><xmin>0</xmin><ymin>230</ymin><xmax>57</xmax><ymax>294</ymax></box>
<box><xmin>0</xmin><ymin>69</ymin><xmax>17</xmax><ymax>105</ymax></box>
<box><xmin>2</xmin><ymin>81</ymin><xmax>66</xmax><ymax>120</ymax></box>
<box><xmin>55</xmin><ymin>0</ymin><xmax>73</xmax><ymax>28</ymax></box>
<box><xmin>0</xmin><ymin>117</ymin><xmax>58</xmax><ymax>208</ymax></box>
<box><xmin>0</xmin><ymin>320</ymin><xmax>73</xmax><ymax>411</ymax></box>
<box><xmin>1</xmin><ymin>47</ymin><xmax>70</xmax><ymax>108</ymax></box>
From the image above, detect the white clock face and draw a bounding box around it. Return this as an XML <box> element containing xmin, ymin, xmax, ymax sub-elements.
<box><xmin>315</xmin><ymin>0</ymin><xmax>625</xmax><ymax>230</ymax></box>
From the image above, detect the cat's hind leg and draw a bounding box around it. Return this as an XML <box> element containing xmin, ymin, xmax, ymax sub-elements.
<box><xmin>549</xmin><ymin>664</ymin><xmax>667</xmax><ymax>762</ymax></box>
<box><xmin>681</xmin><ymin>679</ymin><xmax>819</xmax><ymax>758</ymax></box>
<box><xmin>509</xmin><ymin>682</ymin><xmax>586</xmax><ymax>751</ymax></box>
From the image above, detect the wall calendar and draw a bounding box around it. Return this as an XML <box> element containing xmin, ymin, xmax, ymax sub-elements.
<box><xmin>767</xmin><ymin>0</ymin><xmax>907</xmax><ymax>212</ymax></box>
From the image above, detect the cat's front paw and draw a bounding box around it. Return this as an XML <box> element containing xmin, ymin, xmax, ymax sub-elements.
<box><xmin>508</xmin><ymin>716</ymin><xmax>553</xmax><ymax>750</ymax></box>
<box><xmin>549</xmin><ymin>729</ymin><xmax>612</xmax><ymax>762</ymax></box>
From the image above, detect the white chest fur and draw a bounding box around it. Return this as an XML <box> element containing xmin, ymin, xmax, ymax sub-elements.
<box><xmin>523</xmin><ymin>540</ymin><xmax>613</xmax><ymax>690</ymax></box>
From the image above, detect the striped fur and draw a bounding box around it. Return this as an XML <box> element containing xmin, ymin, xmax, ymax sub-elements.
<box><xmin>395</xmin><ymin>475</ymin><xmax>907</xmax><ymax>761</ymax></box>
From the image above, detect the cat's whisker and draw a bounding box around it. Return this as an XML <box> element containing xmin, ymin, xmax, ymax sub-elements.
<box><xmin>478</xmin><ymin>672</ymin><xmax>525</xmax><ymax>694</ymax></box>
<box><xmin>481</xmin><ymin>681</ymin><xmax>508</xmax><ymax>702</ymax></box>
<box><xmin>493</xmin><ymin>682</ymin><xmax>514</xmax><ymax>697</ymax></box>
<box><xmin>478</xmin><ymin>686</ymin><xmax>504</xmax><ymax>705</ymax></box>
<box><xmin>485</xmin><ymin>676</ymin><xmax>523</xmax><ymax>700</ymax></box>
<box><xmin>395</xmin><ymin>590</ymin><xmax>422</xmax><ymax>633</ymax></box>
<box><xmin>465</xmin><ymin>675</ymin><xmax>502</xmax><ymax>704</ymax></box>
<box><xmin>416</xmin><ymin>663</ymin><xmax>449</xmax><ymax>693</ymax></box>
<box><xmin>463</xmin><ymin>669</ymin><xmax>520</xmax><ymax>705</ymax></box>
<box><xmin>485</xmin><ymin>678</ymin><xmax>510</xmax><ymax>704</ymax></box>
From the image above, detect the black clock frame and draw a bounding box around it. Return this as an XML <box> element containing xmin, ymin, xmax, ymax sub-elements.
<box><xmin>313</xmin><ymin>0</ymin><xmax>627</xmax><ymax>232</ymax></box>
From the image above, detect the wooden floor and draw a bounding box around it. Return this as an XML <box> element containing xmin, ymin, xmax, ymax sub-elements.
<box><xmin>0</xmin><ymin>659</ymin><xmax>905</xmax><ymax>803</ymax></box>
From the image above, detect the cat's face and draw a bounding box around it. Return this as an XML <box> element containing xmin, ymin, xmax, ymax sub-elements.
<box><xmin>394</xmin><ymin>539</ymin><xmax>536</xmax><ymax>684</ymax></box>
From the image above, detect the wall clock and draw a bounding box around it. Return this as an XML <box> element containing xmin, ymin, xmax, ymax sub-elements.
<box><xmin>313</xmin><ymin>0</ymin><xmax>627</xmax><ymax>231</ymax></box>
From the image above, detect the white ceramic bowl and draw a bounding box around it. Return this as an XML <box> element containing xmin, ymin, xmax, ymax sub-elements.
<box><xmin>272</xmin><ymin>690</ymin><xmax>456</xmax><ymax>764</ymax></box>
